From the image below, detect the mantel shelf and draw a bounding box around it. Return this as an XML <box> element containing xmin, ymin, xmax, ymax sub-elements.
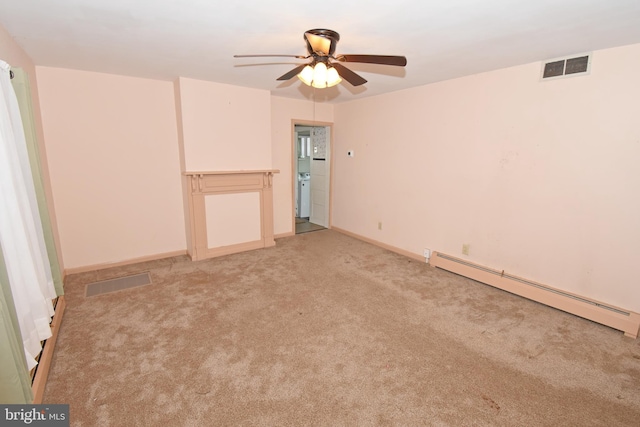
<box><xmin>184</xmin><ymin>169</ymin><xmax>279</xmax><ymax>176</ymax></box>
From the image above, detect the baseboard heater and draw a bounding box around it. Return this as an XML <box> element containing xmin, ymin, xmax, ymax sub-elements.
<box><xmin>429</xmin><ymin>252</ymin><xmax>640</xmax><ymax>339</ymax></box>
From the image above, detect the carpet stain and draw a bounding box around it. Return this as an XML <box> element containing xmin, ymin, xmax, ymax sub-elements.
<box><xmin>481</xmin><ymin>394</ymin><xmax>501</xmax><ymax>413</ymax></box>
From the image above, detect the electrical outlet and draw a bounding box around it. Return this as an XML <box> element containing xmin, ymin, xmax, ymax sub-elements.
<box><xmin>378</xmin><ymin>222</ymin><xmax>382</xmax><ymax>230</ymax></box>
<box><xmin>423</xmin><ymin>248</ymin><xmax>431</xmax><ymax>259</ymax></box>
<box><xmin>462</xmin><ymin>244</ymin><xmax>470</xmax><ymax>255</ymax></box>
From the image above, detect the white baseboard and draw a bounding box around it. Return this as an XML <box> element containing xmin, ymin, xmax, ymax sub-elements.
<box><xmin>63</xmin><ymin>250</ymin><xmax>187</xmax><ymax>276</ymax></box>
<box><xmin>331</xmin><ymin>226</ymin><xmax>425</xmax><ymax>262</ymax></box>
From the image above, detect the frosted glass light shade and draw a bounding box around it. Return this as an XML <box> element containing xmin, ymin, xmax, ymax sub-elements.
<box><xmin>297</xmin><ymin>65</ymin><xmax>314</xmax><ymax>86</ymax></box>
<box><xmin>311</xmin><ymin>62</ymin><xmax>328</xmax><ymax>88</ymax></box>
<box><xmin>326</xmin><ymin>67</ymin><xmax>342</xmax><ymax>87</ymax></box>
<box><xmin>297</xmin><ymin>62</ymin><xmax>342</xmax><ymax>88</ymax></box>
<box><xmin>306</xmin><ymin>33</ymin><xmax>332</xmax><ymax>55</ymax></box>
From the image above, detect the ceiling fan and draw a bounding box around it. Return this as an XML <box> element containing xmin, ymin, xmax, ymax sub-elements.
<box><xmin>234</xmin><ymin>29</ymin><xmax>407</xmax><ymax>88</ymax></box>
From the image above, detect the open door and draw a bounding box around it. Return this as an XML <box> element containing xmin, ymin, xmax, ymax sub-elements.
<box><xmin>309</xmin><ymin>126</ymin><xmax>330</xmax><ymax>227</ymax></box>
<box><xmin>293</xmin><ymin>123</ymin><xmax>331</xmax><ymax>234</ymax></box>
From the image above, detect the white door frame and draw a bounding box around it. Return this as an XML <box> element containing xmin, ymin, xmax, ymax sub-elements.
<box><xmin>291</xmin><ymin>120</ymin><xmax>333</xmax><ymax>233</ymax></box>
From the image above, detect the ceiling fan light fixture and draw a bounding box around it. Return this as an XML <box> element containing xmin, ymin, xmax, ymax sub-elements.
<box><xmin>297</xmin><ymin>65</ymin><xmax>314</xmax><ymax>86</ymax></box>
<box><xmin>297</xmin><ymin>62</ymin><xmax>342</xmax><ymax>89</ymax></box>
<box><xmin>305</xmin><ymin>31</ymin><xmax>334</xmax><ymax>55</ymax></box>
<box><xmin>311</xmin><ymin>62</ymin><xmax>328</xmax><ymax>88</ymax></box>
<box><xmin>326</xmin><ymin>66</ymin><xmax>342</xmax><ymax>87</ymax></box>
<box><xmin>237</xmin><ymin>28</ymin><xmax>406</xmax><ymax>89</ymax></box>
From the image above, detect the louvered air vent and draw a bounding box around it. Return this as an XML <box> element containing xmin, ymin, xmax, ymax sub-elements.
<box><xmin>541</xmin><ymin>53</ymin><xmax>591</xmax><ymax>80</ymax></box>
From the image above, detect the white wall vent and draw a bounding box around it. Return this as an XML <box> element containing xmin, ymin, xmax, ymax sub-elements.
<box><xmin>540</xmin><ymin>53</ymin><xmax>592</xmax><ymax>81</ymax></box>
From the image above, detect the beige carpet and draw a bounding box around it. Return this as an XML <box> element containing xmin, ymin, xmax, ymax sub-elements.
<box><xmin>44</xmin><ymin>230</ymin><xmax>640</xmax><ymax>426</ymax></box>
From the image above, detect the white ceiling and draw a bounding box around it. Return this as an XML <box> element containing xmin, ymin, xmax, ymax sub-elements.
<box><xmin>2</xmin><ymin>0</ymin><xmax>640</xmax><ymax>103</ymax></box>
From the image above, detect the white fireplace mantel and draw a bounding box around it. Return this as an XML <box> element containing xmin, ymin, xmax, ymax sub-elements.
<box><xmin>183</xmin><ymin>170</ymin><xmax>279</xmax><ymax>261</ymax></box>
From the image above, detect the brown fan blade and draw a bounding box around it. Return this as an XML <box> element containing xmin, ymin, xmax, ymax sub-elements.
<box><xmin>276</xmin><ymin>64</ymin><xmax>308</xmax><ymax>81</ymax></box>
<box><xmin>335</xmin><ymin>54</ymin><xmax>407</xmax><ymax>67</ymax></box>
<box><xmin>332</xmin><ymin>62</ymin><xmax>367</xmax><ymax>86</ymax></box>
<box><xmin>235</xmin><ymin>54</ymin><xmax>308</xmax><ymax>59</ymax></box>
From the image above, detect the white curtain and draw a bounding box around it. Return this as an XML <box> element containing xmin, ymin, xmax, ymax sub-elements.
<box><xmin>0</xmin><ymin>60</ymin><xmax>56</xmax><ymax>370</ymax></box>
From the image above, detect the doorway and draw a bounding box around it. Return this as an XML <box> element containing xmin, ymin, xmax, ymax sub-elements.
<box><xmin>294</xmin><ymin>123</ymin><xmax>331</xmax><ymax>234</ymax></box>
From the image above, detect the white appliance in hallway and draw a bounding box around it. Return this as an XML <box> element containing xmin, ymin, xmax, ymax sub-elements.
<box><xmin>297</xmin><ymin>172</ymin><xmax>311</xmax><ymax>218</ymax></box>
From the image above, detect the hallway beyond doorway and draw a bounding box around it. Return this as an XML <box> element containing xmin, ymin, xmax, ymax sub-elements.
<box><xmin>295</xmin><ymin>217</ymin><xmax>325</xmax><ymax>234</ymax></box>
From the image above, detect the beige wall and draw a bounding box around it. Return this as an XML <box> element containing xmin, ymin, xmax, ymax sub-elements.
<box><xmin>36</xmin><ymin>67</ymin><xmax>186</xmax><ymax>269</ymax></box>
<box><xmin>0</xmin><ymin>24</ymin><xmax>64</xmax><ymax>271</ymax></box>
<box><xmin>270</xmin><ymin>96</ymin><xmax>334</xmax><ymax>235</ymax></box>
<box><xmin>9</xmin><ymin>14</ymin><xmax>638</xmax><ymax>313</ymax></box>
<box><xmin>333</xmin><ymin>43</ymin><xmax>640</xmax><ymax>313</ymax></box>
<box><xmin>174</xmin><ymin>77</ymin><xmax>274</xmax><ymax>254</ymax></box>
<box><xmin>175</xmin><ymin>77</ymin><xmax>272</xmax><ymax>172</ymax></box>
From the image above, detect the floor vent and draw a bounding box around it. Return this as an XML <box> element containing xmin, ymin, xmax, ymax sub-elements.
<box><xmin>85</xmin><ymin>272</ymin><xmax>152</xmax><ymax>297</ymax></box>
<box><xmin>541</xmin><ymin>53</ymin><xmax>591</xmax><ymax>80</ymax></box>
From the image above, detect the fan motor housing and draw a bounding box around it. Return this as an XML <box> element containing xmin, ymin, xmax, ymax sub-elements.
<box><xmin>305</xmin><ymin>29</ymin><xmax>340</xmax><ymax>56</ymax></box>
